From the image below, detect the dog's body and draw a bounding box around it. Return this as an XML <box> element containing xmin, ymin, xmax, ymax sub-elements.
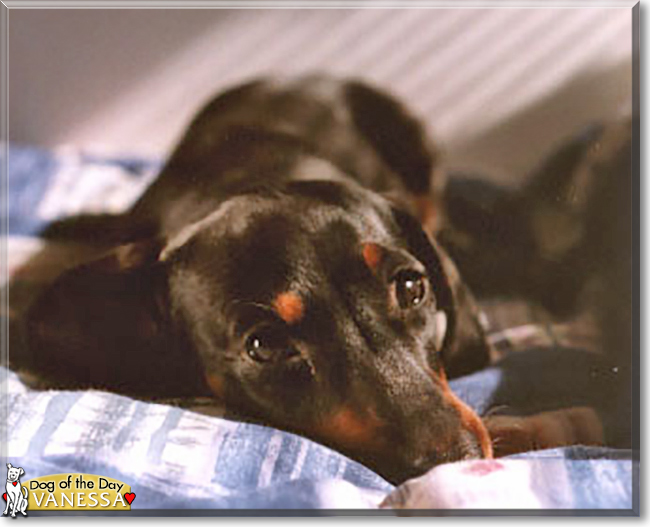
<box><xmin>26</xmin><ymin>77</ymin><xmax>493</xmax><ymax>483</ymax></box>
<box><xmin>439</xmin><ymin>118</ymin><xmax>634</xmax><ymax>449</ymax></box>
<box><xmin>4</xmin><ymin>464</ymin><xmax>28</xmax><ymax>518</ymax></box>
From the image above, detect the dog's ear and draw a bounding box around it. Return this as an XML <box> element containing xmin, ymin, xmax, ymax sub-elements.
<box><xmin>344</xmin><ymin>81</ymin><xmax>446</xmax><ymax>234</ymax></box>
<box><xmin>26</xmin><ymin>239</ymin><xmax>205</xmax><ymax>396</ymax></box>
<box><xmin>19</xmin><ymin>468</ymin><xmax>24</xmax><ymax>477</ymax></box>
<box><xmin>344</xmin><ymin>81</ymin><xmax>441</xmax><ymax>195</ymax></box>
<box><xmin>7</xmin><ymin>463</ymin><xmax>12</xmax><ymax>469</ymax></box>
<box><xmin>391</xmin><ymin>207</ymin><xmax>491</xmax><ymax>378</ymax></box>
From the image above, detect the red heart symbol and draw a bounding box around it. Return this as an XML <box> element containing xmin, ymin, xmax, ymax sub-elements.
<box><xmin>124</xmin><ymin>493</ymin><xmax>136</xmax><ymax>505</ymax></box>
<box><xmin>2</xmin><ymin>492</ymin><xmax>6</xmax><ymax>501</ymax></box>
<box><xmin>12</xmin><ymin>482</ymin><xmax>17</xmax><ymax>487</ymax></box>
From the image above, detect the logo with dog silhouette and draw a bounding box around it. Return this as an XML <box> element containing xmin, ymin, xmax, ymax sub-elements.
<box><xmin>3</xmin><ymin>467</ymin><xmax>134</xmax><ymax>512</ymax></box>
<box><xmin>3</xmin><ymin>463</ymin><xmax>28</xmax><ymax>518</ymax></box>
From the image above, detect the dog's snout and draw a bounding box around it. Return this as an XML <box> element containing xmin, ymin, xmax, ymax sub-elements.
<box><xmin>442</xmin><ymin>389</ymin><xmax>494</xmax><ymax>460</ymax></box>
<box><xmin>381</xmin><ymin>374</ymin><xmax>493</xmax><ymax>482</ymax></box>
<box><xmin>327</xmin><ymin>362</ymin><xmax>495</xmax><ymax>483</ymax></box>
<box><xmin>357</xmin><ymin>398</ymin><xmax>492</xmax><ymax>483</ymax></box>
<box><xmin>426</xmin><ymin>367</ymin><xmax>493</xmax><ymax>460</ymax></box>
<box><xmin>411</xmin><ymin>432</ymin><xmax>482</xmax><ymax>471</ymax></box>
<box><xmin>402</xmin><ymin>410</ymin><xmax>489</xmax><ymax>471</ymax></box>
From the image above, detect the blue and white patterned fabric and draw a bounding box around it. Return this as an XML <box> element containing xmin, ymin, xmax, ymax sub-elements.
<box><xmin>1</xmin><ymin>366</ymin><xmax>390</xmax><ymax>510</ymax></box>
<box><xmin>1</xmin><ymin>144</ymin><xmax>637</xmax><ymax>513</ymax></box>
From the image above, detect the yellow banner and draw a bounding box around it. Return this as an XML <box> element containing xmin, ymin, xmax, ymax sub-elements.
<box><xmin>19</xmin><ymin>473</ymin><xmax>133</xmax><ymax>511</ymax></box>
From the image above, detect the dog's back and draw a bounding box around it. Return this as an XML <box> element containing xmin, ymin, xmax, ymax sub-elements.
<box><xmin>129</xmin><ymin>76</ymin><xmax>442</xmax><ymax>238</ymax></box>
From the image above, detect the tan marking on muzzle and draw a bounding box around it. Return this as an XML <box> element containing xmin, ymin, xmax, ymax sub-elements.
<box><xmin>315</xmin><ymin>406</ymin><xmax>385</xmax><ymax>452</ymax></box>
<box><xmin>273</xmin><ymin>292</ymin><xmax>304</xmax><ymax>325</ymax></box>
<box><xmin>206</xmin><ymin>374</ymin><xmax>225</xmax><ymax>400</ymax></box>
<box><xmin>432</xmin><ymin>368</ymin><xmax>493</xmax><ymax>459</ymax></box>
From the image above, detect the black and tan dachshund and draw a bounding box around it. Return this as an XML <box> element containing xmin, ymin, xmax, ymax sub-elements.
<box><xmin>24</xmin><ymin>77</ymin><xmax>629</xmax><ymax>483</ymax></box>
<box><xmin>25</xmin><ymin>77</ymin><xmax>494</xmax><ymax>483</ymax></box>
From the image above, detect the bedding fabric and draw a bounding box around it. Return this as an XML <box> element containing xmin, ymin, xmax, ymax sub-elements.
<box><xmin>1</xmin><ymin>144</ymin><xmax>637</xmax><ymax>512</ymax></box>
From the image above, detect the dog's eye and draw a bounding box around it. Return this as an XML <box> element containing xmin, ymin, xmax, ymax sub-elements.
<box><xmin>392</xmin><ymin>269</ymin><xmax>428</xmax><ymax>310</ymax></box>
<box><xmin>245</xmin><ymin>326</ymin><xmax>297</xmax><ymax>363</ymax></box>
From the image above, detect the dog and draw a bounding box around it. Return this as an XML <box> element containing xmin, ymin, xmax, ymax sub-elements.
<box><xmin>24</xmin><ymin>76</ymin><xmax>495</xmax><ymax>483</ymax></box>
<box><xmin>439</xmin><ymin>118</ymin><xmax>635</xmax><ymax>450</ymax></box>
<box><xmin>4</xmin><ymin>464</ymin><xmax>28</xmax><ymax>518</ymax></box>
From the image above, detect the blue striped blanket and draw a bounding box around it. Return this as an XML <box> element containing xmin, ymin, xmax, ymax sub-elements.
<box><xmin>1</xmin><ymin>144</ymin><xmax>637</xmax><ymax>513</ymax></box>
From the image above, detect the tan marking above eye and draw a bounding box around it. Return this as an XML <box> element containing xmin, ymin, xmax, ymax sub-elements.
<box><xmin>273</xmin><ymin>292</ymin><xmax>304</xmax><ymax>325</ymax></box>
<box><xmin>362</xmin><ymin>243</ymin><xmax>382</xmax><ymax>272</ymax></box>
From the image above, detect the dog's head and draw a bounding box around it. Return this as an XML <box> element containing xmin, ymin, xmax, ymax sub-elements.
<box><xmin>27</xmin><ymin>180</ymin><xmax>491</xmax><ymax>483</ymax></box>
<box><xmin>6</xmin><ymin>464</ymin><xmax>24</xmax><ymax>483</ymax></box>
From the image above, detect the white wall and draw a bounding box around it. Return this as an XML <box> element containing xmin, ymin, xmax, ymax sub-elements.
<box><xmin>9</xmin><ymin>7</ymin><xmax>633</xmax><ymax>181</ymax></box>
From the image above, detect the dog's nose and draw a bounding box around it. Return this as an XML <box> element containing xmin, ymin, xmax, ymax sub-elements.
<box><xmin>392</xmin><ymin>389</ymin><xmax>493</xmax><ymax>481</ymax></box>
<box><xmin>384</xmin><ymin>426</ymin><xmax>486</xmax><ymax>483</ymax></box>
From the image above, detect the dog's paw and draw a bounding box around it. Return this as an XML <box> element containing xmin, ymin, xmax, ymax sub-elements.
<box><xmin>485</xmin><ymin>406</ymin><xmax>604</xmax><ymax>457</ymax></box>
